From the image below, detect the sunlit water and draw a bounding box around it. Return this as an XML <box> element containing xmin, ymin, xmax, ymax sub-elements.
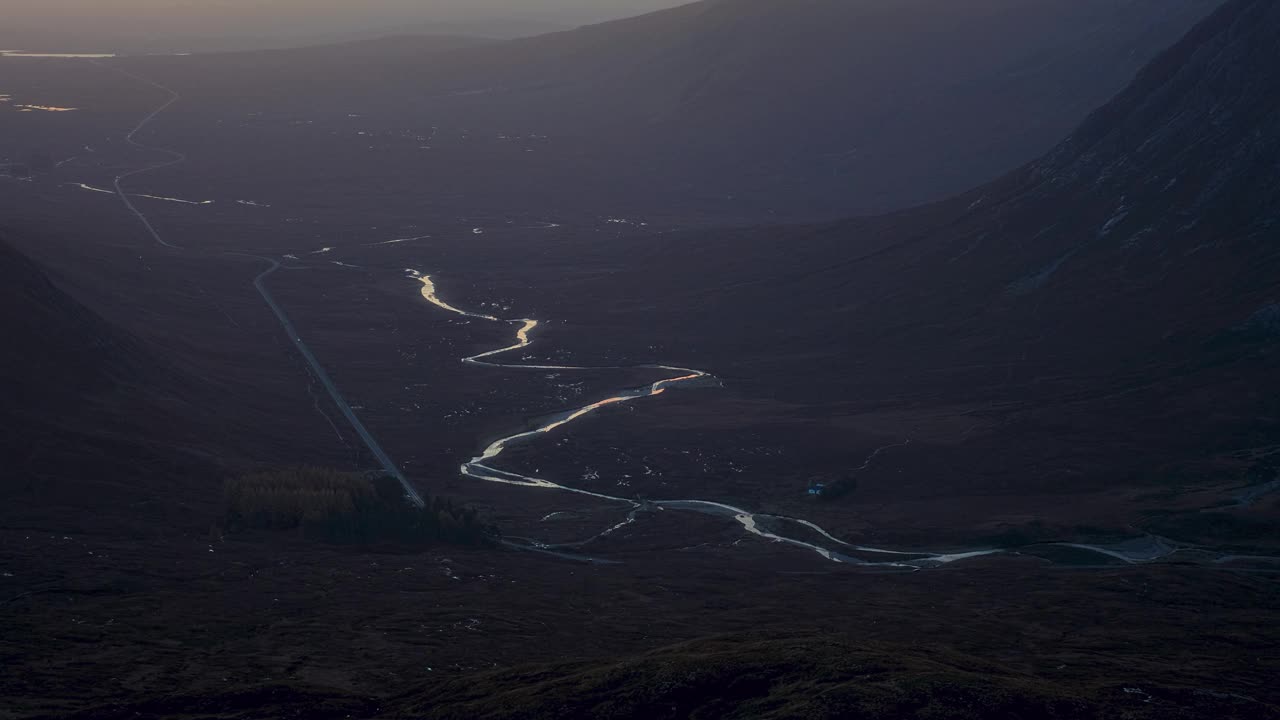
<box><xmin>131</xmin><ymin>192</ymin><xmax>213</xmax><ymax>205</ymax></box>
<box><xmin>0</xmin><ymin>51</ymin><xmax>117</xmax><ymax>58</ymax></box>
<box><xmin>68</xmin><ymin>182</ymin><xmax>213</xmax><ymax>205</ymax></box>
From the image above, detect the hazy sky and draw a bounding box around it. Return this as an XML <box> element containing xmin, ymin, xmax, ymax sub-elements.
<box><xmin>5</xmin><ymin>0</ymin><xmax>692</xmax><ymax>37</ymax></box>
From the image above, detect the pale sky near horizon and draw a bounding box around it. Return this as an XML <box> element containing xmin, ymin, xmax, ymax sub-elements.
<box><xmin>4</xmin><ymin>0</ymin><xmax>692</xmax><ymax>36</ymax></box>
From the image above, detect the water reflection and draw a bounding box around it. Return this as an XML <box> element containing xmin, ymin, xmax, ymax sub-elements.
<box><xmin>68</xmin><ymin>182</ymin><xmax>115</xmax><ymax>195</ymax></box>
<box><xmin>67</xmin><ymin>182</ymin><xmax>213</xmax><ymax>205</ymax></box>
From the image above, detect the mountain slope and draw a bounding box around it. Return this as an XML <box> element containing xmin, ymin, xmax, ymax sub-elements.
<box><xmin>781</xmin><ymin>0</ymin><xmax>1280</xmax><ymax>402</ymax></box>
<box><xmin>622</xmin><ymin>0</ymin><xmax>1277</xmax><ymax>398</ymax></box>
<box><xmin>0</xmin><ymin>237</ymin><xmax>143</xmax><ymax>407</ymax></box>
<box><xmin>0</xmin><ymin>238</ymin><xmax>226</xmax><ymax>530</ymax></box>
<box><xmin>526</xmin><ymin>0</ymin><xmax>1279</xmax><ymax>541</ymax></box>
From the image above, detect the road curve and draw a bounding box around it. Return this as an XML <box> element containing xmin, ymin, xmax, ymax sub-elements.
<box><xmin>93</xmin><ymin>61</ymin><xmax>189</xmax><ymax>249</ymax></box>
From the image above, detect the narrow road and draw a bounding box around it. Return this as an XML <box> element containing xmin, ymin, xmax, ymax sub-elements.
<box><xmin>93</xmin><ymin>61</ymin><xmax>188</xmax><ymax>249</ymax></box>
<box><xmin>94</xmin><ymin>59</ymin><xmax>425</xmax><ymax>507</ymax></box>
<box><xmin>240</xmin><ymin>256</ymin><xmax>424</xmax><ymax>507</ymax></box>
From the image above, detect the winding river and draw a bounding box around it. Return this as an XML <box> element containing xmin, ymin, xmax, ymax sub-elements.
<box><xmin>409</xmin><ymin>270</ymin><xmax>1006</xmax><ymax>569</ymax></box>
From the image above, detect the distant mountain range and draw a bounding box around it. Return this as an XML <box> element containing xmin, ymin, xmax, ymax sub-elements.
<box><xmin>125</xmin><ymin>0</ymin><xmax>1225</xmax><ymax>221</ymax></box>
<box><xmin>0</xmin><ymin>27</ymin><xmax>509</xmax><ymax>56</ymax></box>
<box><xmin>0</xmin><ymin>1</ymin><xmax>694</xmax><ymax>54</ymax></box>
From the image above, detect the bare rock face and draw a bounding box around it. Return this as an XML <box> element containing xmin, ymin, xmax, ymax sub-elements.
<box><xmin>1027</xmin><ymin>0</ymin><xmax>1280</xmax><ymax>263</ymax></box>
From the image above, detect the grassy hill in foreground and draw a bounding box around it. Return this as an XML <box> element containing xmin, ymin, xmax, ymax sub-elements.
<box><xmin>53</xmin><ymin>634</ymin><xmax>1274</xmax><ymax>719</ymax></box>
<box><xmin>405</xmin><ymin>635</ymin><xmax>1276</xmax><ymax>719</ymax></box>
